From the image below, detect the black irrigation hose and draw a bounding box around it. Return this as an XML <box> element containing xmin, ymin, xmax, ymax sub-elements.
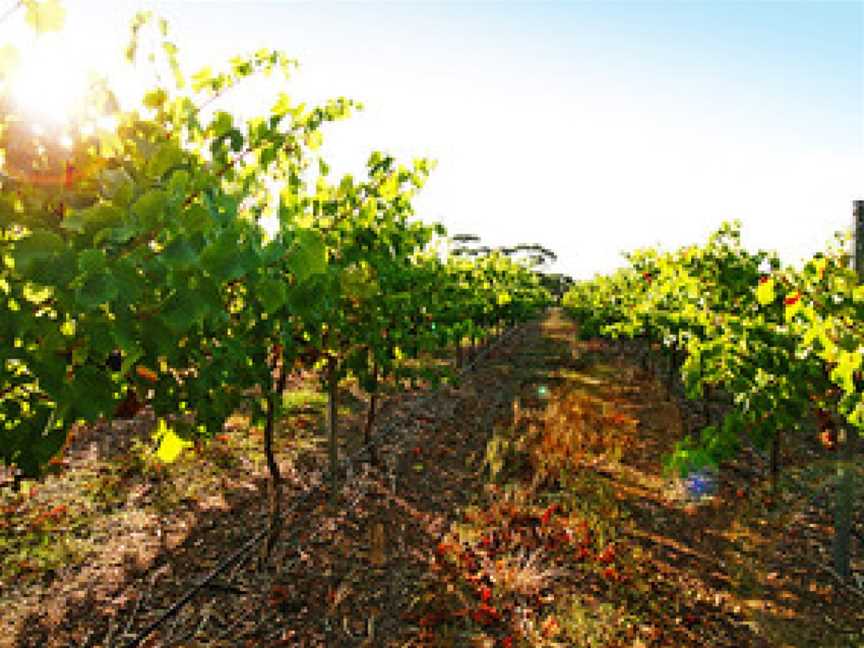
<box><xmin>122</xmin><ymin>318</ymin><xmax>532</xmax><ymax>648</ymax></box>
<box><xmin>122</xmin><ymin>526</ymin><xmax>270</xmax><ymax>648</ymax></box>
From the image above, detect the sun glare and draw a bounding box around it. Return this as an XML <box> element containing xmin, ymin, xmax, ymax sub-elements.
<box><xmin>5</xmin><ymin>39</ymin><xmax>92</xmax><ymax>127</ymax></box>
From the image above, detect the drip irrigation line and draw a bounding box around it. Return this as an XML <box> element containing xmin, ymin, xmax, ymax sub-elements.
<box><xmin>121</xmin><ymin>318</ymin><xmax>532</xmax><ymax>648</ymax></box>
<box><xmin>122</xmin><ymin>526</ymin><xmax>269</xmax><ymax>648</ymax></box>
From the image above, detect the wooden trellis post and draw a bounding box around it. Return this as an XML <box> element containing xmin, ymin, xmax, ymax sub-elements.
<box><xmin>833</xmin><ymin>199</ymin><xmax>864</xmax><ymax>580</ymax></box>
<box><xmin>855</xmin><ymin>200</ymin><xmax>864</xmax><ymax>278</ymax></box>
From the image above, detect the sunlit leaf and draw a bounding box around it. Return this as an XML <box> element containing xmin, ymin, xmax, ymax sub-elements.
<box><xmin>24</xmin><ymin>0</ymin><xmax>66</xmax><ymax>33</ymax></box>
<box><xmin>755</xmin><ymin>278</ymin><xmax>775</xmax><ymax>306</ymax></box>
<box><xmin>151</xmin><ymin>419</ymin><xmax>193</xmax><ymax>463</ymax></box>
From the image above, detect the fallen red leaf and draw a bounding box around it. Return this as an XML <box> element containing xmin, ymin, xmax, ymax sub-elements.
<box><xmin>540</xmin><ymin>503</ymin><xmax>558</xmax><ymax>526</ymax></box>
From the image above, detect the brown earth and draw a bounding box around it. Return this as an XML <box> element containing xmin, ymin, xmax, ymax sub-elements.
<box><xmin>1</xmin><ymin>309</ymin><xmax>861</xmax><ymax>647</ymax></box>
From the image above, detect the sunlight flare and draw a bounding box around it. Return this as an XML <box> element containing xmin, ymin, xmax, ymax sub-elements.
<box><xmin>3</xmin><ymin>38</ymin><xmax>92</xmax><ymax>127</ymax></box>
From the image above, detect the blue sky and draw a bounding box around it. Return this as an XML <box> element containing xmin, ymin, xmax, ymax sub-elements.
<box><xmin>2</xmin><ymin>0</ymin><xmax>862</xmax><ymax>279</ymax></box>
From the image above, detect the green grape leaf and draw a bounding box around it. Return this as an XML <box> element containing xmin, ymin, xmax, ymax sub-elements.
<box><xmin>191</xmin><ymin>66</ymin><xmax>213</xmax><ymax>92</ymax></box>
<box><xmin>75</xmin><ymin>272</ymin><xmax>118</xmax><ymax>310</ymax></box>
<box><xmin>272</xmin><ymin>92</ymin><xmax>293</xmax><ymax>117</ymax></box>
<box><xmin>29</xmin><ymin>353</ymin><xmax>66</xmax><ymax>396</ymax></box>
<box><xmin>99</xmin><ymin>168</ymin><xmax>135</xmax><ymax>205</ymax></box>
<box><xmin>143</xmin><ymin>88</ymin><xmax>168</xmax><ymax>110</ymax></box>
<box><xmin>65</xmin><ymin>365</ymin><xmax>115</xmax><ymax>420</ymax></box>
<box><xmin>380</xmin><ymin>173</ymin><xmax>399</xmax><ymax>200</ymax></box>
<box><xmin>163</xmin><ymin>235</ymin><xmax>198</xmax><ymax>270</ymax></box>
<box><xmin>6</xmin><ymin>408</ymin><xmax>63</xmax><ymax>478</ymax></box>
<box><xmin>77</xmin><ymin>249</ymin><xmax>108</xmax><ymax>275</ymax></box>
<box><xmin>132</xmin><ymin>189</ymin><xmax>168</xmax><ymax>230</ymax></box>
<box><xmin>28</xmin><ymin>248</ymin><xmax>75</xmax><ymax>286</ymax></box>
<box><xmin>12</xmin><ymin>230</ymin><xmax>65</xmax><ymax>275</ymax></box>
<box><xmin>340</xmin><ymin>264</ymin><xmax>378</xmax><ymax>301</ymax></box>
<box><xmin>287</xmin><ymin>229</ymin><xmax>327</xmax><ymax>284</ymax></box>
<box><xmin>830</xmin><ymin>349</ymin><xmax>862</xmax><ymax>395</ymax></box>
<box><xmin>846</xmin><ymin>396</ymin><xmax>864</xmax><ymax>430</ymax></box>
<box><xmin>24</xmin><ymin>0</ymin><xmax>66</xmax><ymax>33</ymax></box>
<box><xmin>111</xmin><ymin>261</ymin><xmax>144</xmax><ymax>309</ymax></box>
<box><xmin>119</xmin><ymin>346</ymin><xmax>144</xmax><ymax>377</ymax></box>
<box><xmin>147</xmin><ymin>143</ymin><xmax>184</xmax><ymax>179</ymax></box>
<box><xmin>160</xmin><ymin>288</ymin><xmax>207</xmax><ymax>333</ymax></box>
<box><xmin>62</xmin><ymin>204</ymin><xmax>124</xmax><ymax>237</ymax></box>
<box><xmin>87</xmin><ymin>321</ymin><xmax>116</xmax><ymax>357</ymax></box>
<box><xmin>183</xmin><ymin>204</ymin><xmax>211</xmax><ymax>234</ymax></box>
<box><xmin>103</xmin><ymin>222</ymin><xmax>137</xmax><ymax>245</ymax></box>
<box><xmin>201</xmin><ymin>228</ymin><xmax>253</xmax><ymax>281</ymax></box>
<box><xmin>228</xmin><ymin>128</ymin><xmax>244</xmax><ymax>152</ymax></box>
<box><xmin>260</xmin><ymin>238</ymin><xmax>286</xmax><ymax>265</ymax></box>
<box><xmin>287</xmin><ymin>274</ymin><xmax>326</xmax><ymax>314</ymax></box>
<box><xmin>141</xmin><ymin>317</ymin><xmax>176</xmax><ymax>357</ymax></box>
<box><xmin>305</xmin><ymin>131</ymin><xmax>323</xmax><ymax>151</ymax></box>
<box><xmin>195</xmin><ymin>275</ymin><xmax>224</xmax><ymax>314</ymax></box>
<box><xmin>256</xmin><ymin>276</ymin><xmax>287</xmax><ymax>314</ymax></box>
<box><xmin>210</xmin><ymin>111</ymin><xmax>233</xmax><ymax>137</ymax></box>
<box><xmin>167</xmin><ymin>169</ymin><xmax>190</xmax><ymax>199</ymax></box>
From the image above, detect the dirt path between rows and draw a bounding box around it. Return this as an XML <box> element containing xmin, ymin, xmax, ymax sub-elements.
<box><xmin>2</xmin><ymin>309</ymin><xmax>861</xmax><ymax>647</ymax></box>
